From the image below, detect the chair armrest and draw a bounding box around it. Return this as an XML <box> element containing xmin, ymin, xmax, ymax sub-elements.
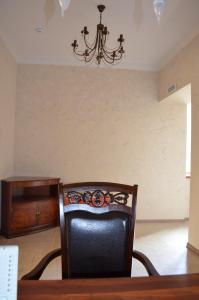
<box><xmin>132</xmin><ymin>250</ymin><xmax>159</xmax><ymax>276</ymax></box>
<box><xmin>21</xmin><ymin>248</ymin><xmax>62</xmax><ymax>280</ymax></box>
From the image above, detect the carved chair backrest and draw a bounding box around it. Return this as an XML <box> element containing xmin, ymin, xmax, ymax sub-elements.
<box><xmin>59</xmin><ymin>182</ymin><xmax>138</xmax><ymax>279</ymax></box>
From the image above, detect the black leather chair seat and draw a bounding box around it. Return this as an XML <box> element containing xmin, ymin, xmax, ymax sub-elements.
<box><xmin>66</xmin><ymin>211</ymin><xmax>131</xmax><ymax>278</ymax></box>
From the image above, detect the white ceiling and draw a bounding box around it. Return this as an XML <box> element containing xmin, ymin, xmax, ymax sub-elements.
<box><xmin>0</xmin><ymin>0</ymin><xmax>199</xmax><ymax>71</ymax></box>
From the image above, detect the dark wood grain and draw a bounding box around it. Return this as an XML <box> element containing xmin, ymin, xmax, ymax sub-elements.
<box><xmin>61</xmin><ymin>181</ymin><xmax>137</xmax><ymax>194</ymax></box>
<box><xmin>1</xmin><ymin>177</ymin><xmax>60</xmax><ymax>238</ymax></box>
<box><xmin>18</xmin><ymin>274</ymin><xmax>199</xmax><ymax>299</ymax></box>
<box><xmin>3</xmin><ymin>176</ymin><xmax>59</xmax><ymax>187</ymax></box>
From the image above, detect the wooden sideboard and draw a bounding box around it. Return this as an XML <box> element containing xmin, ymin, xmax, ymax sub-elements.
<box><xmin>1</xmin><ymin>177</ymin><xmax>60</xmax><ymax>238</ymax></box>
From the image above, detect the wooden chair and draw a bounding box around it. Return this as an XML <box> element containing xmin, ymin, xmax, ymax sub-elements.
<box><xmin>22</xmin><ymin>182</ymin><xmax>159</xmax><ymax>279</ymax></box>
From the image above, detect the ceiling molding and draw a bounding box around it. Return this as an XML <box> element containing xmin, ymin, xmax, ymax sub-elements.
<box><xmin>16</xmin><ymin>56</ymin><xmax>159</xmax><ymax>72</ymax></box>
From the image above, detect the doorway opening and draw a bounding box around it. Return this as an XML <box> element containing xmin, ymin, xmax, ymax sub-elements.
<box><xmin>163</xmin><ymin>83</ymin><xmax>191</xmax><ymax>219</ymax></box>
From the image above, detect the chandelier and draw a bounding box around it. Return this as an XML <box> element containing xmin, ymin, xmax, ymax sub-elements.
<box><xmin>71</xmin><ymin>5</ymin><xmax>125</xmax><ymax>65</ymax></box>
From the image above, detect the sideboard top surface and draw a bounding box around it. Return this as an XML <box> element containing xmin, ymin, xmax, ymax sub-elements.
<box><xmin>2</xmin><ymin>177</ymin><xmax>60</xmax><ymax>188</ymax></box>
<box><xmin>2</xmin><ymin>176</ymin><xmax>59</xmax><ymax>182</ymax></box>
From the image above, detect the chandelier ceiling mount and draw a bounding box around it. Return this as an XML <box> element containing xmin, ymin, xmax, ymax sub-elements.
<box><xmin>97</xmin><ymin>4</ymin><xmax>105</xmax><ymax>14</ymax></box>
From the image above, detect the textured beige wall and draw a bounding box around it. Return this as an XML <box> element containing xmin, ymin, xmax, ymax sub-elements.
<box><xmin>0</xmin><ymin>35</ymin><xmax>16</xmax><ymax>179</ymax></box>
<box><xmin>15</xmin><ymin>64</ymin><xmax>187</xmax><ymax>220</ymax></box>
<box><xmin>159</xmin><ymin>34</ymin><xmax>199</xmax><ymax>249</ymax></box>
<box><xmin>0</xmin><ymin>35</ymin><xmax>16</xmax><ymax>225</ymax></box>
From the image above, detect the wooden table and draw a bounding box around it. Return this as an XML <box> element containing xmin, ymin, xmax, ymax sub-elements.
<box><xmin>18</xmin><ymin>273</ymin><xmax>199</xmax><ymax>299</ymax></box>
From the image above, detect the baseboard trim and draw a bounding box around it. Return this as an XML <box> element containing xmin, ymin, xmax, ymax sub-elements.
<box><xmin>136</xmin><ymin>218</ymin><xmax>189</xmax><ymax>223</ymax></box>
<box><xmin>187</xmin><ymin>243</ymin><xmax>199</xmax><ymax>256</ymax></box>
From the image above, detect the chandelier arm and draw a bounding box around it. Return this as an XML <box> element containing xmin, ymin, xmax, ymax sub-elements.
<box><xmin>104</xmin><ymin>49</ymin><xmax>123</xmax><ymax>59</ymax></box>
<box><xmin>101</xmin><ymin>47</ymin><xmax>118</xmax><ymax>55</ymax></box>
<box><xmin>84</xmin><ymin>47</ymin><xmax>98</xmax><ymax>63</ymax></box>
<box><xmin>102</xmin><ymin>52</ymin><xmax>123</xmax><ymax>65</ymax></box>
<box><xmin>73</xmin><ymin>43</ymin><xmax>96</xmax><ymax>57</ymax></box>
<box><xmin>102</xmin><ymin>51</ymin><xmax>123</xmax><ymax>64</ymax></box>
<box><xmin>89</xmin><ymin>43</ymin><xmax>98</xmax><ymax>57</ymax></box>
<box><xmin>84</xmin><ymin>29</ymin><xmax>101</xmax><ymax>63</ymax></box>
<box><xmin>83</xmin><ymin>33</ymin><xmax>98</xmax><ymax>51</ymax></box>
<box><xmin>91</xmin><ymin>26</ymin><xmax>102</xmax><ymax>51</ymax></box>
<box><xmin>115</xmin><ymin>43</ymin><xmax>124</xmax><ymax>52</ymax></box>
<box><xmin>101</xmin><ymin>49</ymin><xmax>115</xmax><ymax>63</ymax></box>
<box><xmin>114</xmin><ymin>49</ymin><xmax>123</xmax><ymax>58</ymax></box>
<box><xmin>83</xmin><ymin>28</ymin><xmax>100</xmax><ymax>57</ymax></box>
<box><xmin>72</xmin><ymin>49</ymin><xmax>86</xmax><ymax>57</ymax></box>
<box><xmin>85</xmin><ymin>52</ymin><xmax>96</xmax><ymax>63</ymax></box>
<box><xmin>84</xmin><ymin>42</ymin><xmax>99</xmax><ymax>62</ymax></box>
<box><xmin>112</xmin><ymin>53</ymin><xmax>123</xmax><ymax>62</ymax></box>
<box><xmin>72</xmin><ymin>50</ymin><xmax>89</xmax><ymax>62</ymax></box>
<box><xmin>98</xmin><ymin>31</ymin><xmax>102</xmax><ymax>54</ymax></box>
<box><xmin>102</xmin><ymin>48</ymin><xmax>123</xmax><ymax>63</ymax></box>
<box><xmin>88</xmin><ymin>29</ymin><xmax>100</xmax><ymax>63</ymax></box>
<box><xmin>103</xmin><ymin>34</ymin><xmax>124</xmax><ymax>53</ymax></box>
<box><xmin>72</xmin><ymin>49</ymin><xmax>101</xmax><ymax>64</ymax></box>
<box><xmin>101</xmin><ymin>33</ymin><xmax>114</xmax><ymax>54</ymax></box>
<box><xmin>114</xmin><ymin>44</ymin><xmax>124</xmax><ymax>53</ymax></box>
<box><xmin>102</xmin><ymin>48</ymin><xmax>117</xmax><ymax>55</ymax></box>
<box><xmin>104</xmin><ymin>57</ymin><xmax>123</xmax><ymax>66</ymax></box>
<box><xmin>95</xmin><ymin>31</ymin><xmax>102</xmax><ymax>63</ymax></box>
<box><xmin>102</xmin><ymin>48</ymin><xmax>115</xmax><ymax>59</ymax></box>
<box><xmin>94</xmin><ymin>28</ymin><xmax>100</xmax><ymax>52</ymax></box>
<box><xmin>112</xmin><ymin>55</ymin><xmax>123</xmax><ymax>62</ymax></box>
<box><xmin>85</xmin><ymin>47</ymin><xmax>97</xmax><ymax>56</ymax></box>
<box><xmin>102</xmin><ymin>54</ymin><xmax>114</xmax><ymax>64</ymax></box>
<box><xmin>72</xmin><ymin>49</ymin><xmax>96</xmax><ymax>63</ymax></box>
<box><xmin>101</xmin><ymin>32</ymin><xmax>106</xmax><ymax>48</ymax></box>
<box><xmin>83</xmin><ymin>36</ymin><xmax>93</xmax><ymax>51</ymax></box>
<box><xmin>73</xmin><ymin>27</ymin><xmax>100</xmax><ymax>57</ymax></box>
<box><xmin>103</xmin><ymin>43</ymin><xmax>123</xmax><ymax>54</ymax></box>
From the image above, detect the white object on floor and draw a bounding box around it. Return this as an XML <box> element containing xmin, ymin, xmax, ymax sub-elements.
<box><xmin>0</xmin><ymin>245</ymin><xmax>18</xmax><ymax>300</ymax></box>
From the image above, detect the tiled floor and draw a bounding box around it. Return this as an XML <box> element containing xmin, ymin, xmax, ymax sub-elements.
<box><xmin>1</xmin><ymin>221</ymin><xmax>199</xmax><ymax>279</ymax></box>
